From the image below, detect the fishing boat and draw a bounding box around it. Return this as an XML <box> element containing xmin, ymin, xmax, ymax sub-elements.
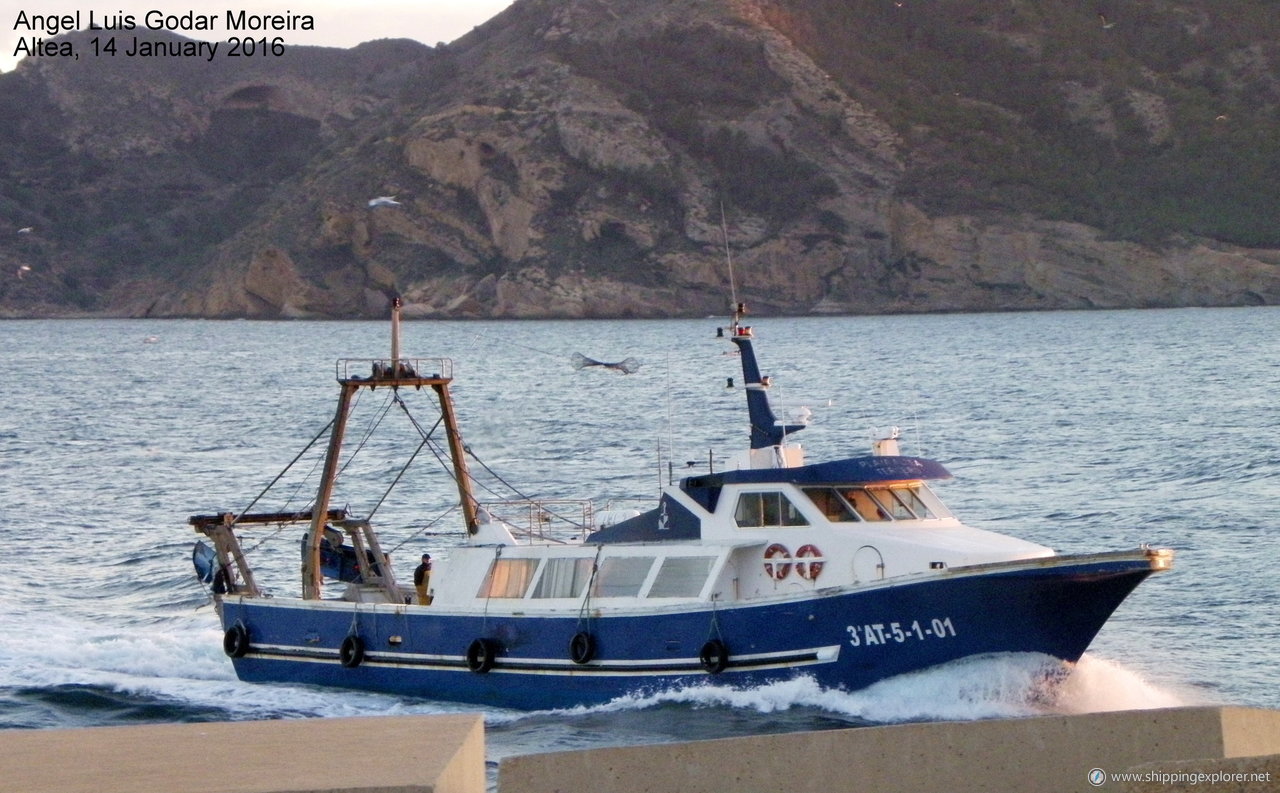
<box><xmin>191</xmin><ymin>299</ymin><xmax>1173</xmax><ymax>710</ymax></box>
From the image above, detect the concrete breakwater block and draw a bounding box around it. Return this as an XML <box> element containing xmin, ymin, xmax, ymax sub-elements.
<box><xmin>498</xmin><ymin>706</ymin><xmax>1280</xmax><ymax>793</ymax></box>
<box><xmin>0</xmin><ymin>713</ymin><xmax>485</xmax><ymax>793</ymax></box>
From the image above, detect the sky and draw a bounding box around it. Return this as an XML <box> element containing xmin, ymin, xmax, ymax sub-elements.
<box><xmin>2</xmin><ymin>1</ymin><xmax>516</xmax><ymax>72</ymax></box>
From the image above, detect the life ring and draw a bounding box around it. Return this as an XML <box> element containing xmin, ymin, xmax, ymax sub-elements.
<box><xmin>222</xmin><ymin>623</ymin><xmax>250</xmax><ymax>658</ymax></box>
<box><xmin>569</xmin><ymin>632</ymin><xmax>596</xmax><ymax>665</ymax></box>
<box><xmin>339</xmin><ymin>635</ymin><xmax>365</xmax><ymax>668</ymax></box>
<box><xmin>466</xmin><ymin>638</ymin><xmax>499</xmax><ymax>674</ymax></box>
<box><xmin>795</xmin><ymin>544</ymin><xmax>825</xmax><ymax>581</ymax></box>
<box><xmin>699</xmin><ymin>639</ymin><xmax>729</xmax><ymax>675</ymax></box>
<box><xmin>763</xmin><ymin>543</ymin><xmax>792</xmax><ymax>580</ymax></box>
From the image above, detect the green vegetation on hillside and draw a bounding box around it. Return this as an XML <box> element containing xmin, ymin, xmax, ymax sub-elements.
<box><xmin>560</xmin><ymin>26</ymin><xmax>837</xmax><ymax>225</ymax></box>
<box><xmin>777</xmin><ymin>0</ymin><xmax>1280</xmax><ymax>246</ymax></box>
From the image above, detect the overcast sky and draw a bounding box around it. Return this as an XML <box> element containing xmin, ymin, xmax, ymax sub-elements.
<box><xmin>2</xmin><ymin>1</ymin><xmax>515</xmax><ymax>72</ymax></box>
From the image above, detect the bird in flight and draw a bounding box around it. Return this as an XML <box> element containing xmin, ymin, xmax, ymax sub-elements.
<box><xmin>368</xmin><ymin>196</ymin><xmax>402</xmax><ymax>208</ymax></box>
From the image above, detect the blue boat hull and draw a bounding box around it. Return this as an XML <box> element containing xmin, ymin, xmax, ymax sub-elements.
<box><xmin>218</xmin><ymin>553</ymin><xmax>1159</xmax><ymax>710</ymax></box>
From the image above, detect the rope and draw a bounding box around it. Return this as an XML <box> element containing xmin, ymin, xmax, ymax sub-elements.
<box><xmin>366</xmin><ymin>435</ymin><xmax>431</xmax><ymax>521</ymax></box>
<box><xmin>230</xmin><ymin>419</ymin><xmax>334</xmax><ymax>526</ymax></box>
<box><xmin>576</xmin><ymin>544</ymin><xmax>604</xmax><ymax>631</ymax></box>
<box><xmin>332</xmin><ymin>390</ymin><xmax>396</xmax><ymax>485</ymax></box>
<box><xmin>464</xmin><ymin>446</ymin><xmax>590</xmax><ymax>531</ymax></box>
<box><xmin>707</xmin><ymin>592</ymin><xmax>724</xmax><ymax>642</ymax></box>
<box><xmin>385</xmin><ymin>503</ymin><xmax>460</xmax><ymax>555</ymax></box>
<box><xmin>386</xmin><ymin>389</ymin><xmax>586</xmax><ymax>536</ymax></box>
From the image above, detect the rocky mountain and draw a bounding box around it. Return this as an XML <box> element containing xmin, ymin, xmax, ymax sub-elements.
<box><xmin>2</xmin><ymin>0</ymin><xmax>1279</xmax><ymax>319</ymax></box>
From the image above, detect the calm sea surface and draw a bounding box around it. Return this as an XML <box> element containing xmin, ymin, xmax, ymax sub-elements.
<box><xmin>1</xmin><ymin>309</ymin><xmax>1277</xmax><ymax>780</ymax></box>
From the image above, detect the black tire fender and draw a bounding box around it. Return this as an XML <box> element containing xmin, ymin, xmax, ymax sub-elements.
<box><xmin>339</xmin><ymin>635</ymin><xmax>365</xmax><ymax>668</ymax></box>
<box><xmin>466</xmin><ymin>638</ymin><xmax>498</xmax><ymax>673</ymax></box>
<box><xmin>569</xmin><ymin>632</ymin><xmax>596</xmax><ymax>665</ymax></box>
<box><xmin>699</xmin><ymin>639</ymin><xmax>729</xmax><ymax>675</ymax></box>
<box><xmin>223</xmin><ymin>623</ymin><xmax>250</xmax><ymax>658</ymax></box>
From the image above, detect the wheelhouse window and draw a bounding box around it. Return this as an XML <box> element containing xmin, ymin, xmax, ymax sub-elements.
<box><xmin>531</xmin><ymin>557</ymin><xmax>593</xmax><ymax>599</ymax></box>
<box><xmin>734</xmin><ymin>491</ymin><xmax>809</xmax><ymax>528</ymax></box>
<box><xmin>647</xmin><ymin>556</ymin><xmax>716</xmax><ymax>598</ymax></box>
<box><xmin>843</xmin><ymin>488</ymin><xmax>892</xmax><ymax>521</ymax></box>
<box><xmin>591</xmin><ymin>556</ymin><xmax>654</xmax><ymax>598</ymax></box>
<box><xmin>477</xmin><ymin>558</ymin><xmax>538</xmax><ymax>598</ymax></box>
<box><xmin>885</xmin><ymin>486</ymin><xmax>939</xmax><ymax>519</ymax></box>
<box><xmin>804</xmin><ymin>488</ymin><xmax>860</xmax><ymax>522</ymax></box>
<box><xmin>803</xmin><ymin>484</ymin><xmax>949</xmax><ymax>522</ymax></box>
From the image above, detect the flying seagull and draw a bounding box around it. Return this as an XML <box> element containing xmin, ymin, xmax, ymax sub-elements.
<box><xmin>17</xmin><ymin>227</ymin><xmax>32</xmax><ymax>234</ymax></box>
<box><xmin>16</xmin><ymin>264</ymin><xmax>31</xmax><ymax>279</ymax></box>
<box><xmin>368</xmin><ymin>196</ymin><xmax>402</xmax><ymax>208</ymax></box>
<box><xmin>1099</xmin><ymin>13</ymin><xmax>1115</xmax><ymax>29</ymax></box>
<box><xmin>571</xmin><ymin>352</ymin><xmax>642</xmax><ymax>375</ymax></box>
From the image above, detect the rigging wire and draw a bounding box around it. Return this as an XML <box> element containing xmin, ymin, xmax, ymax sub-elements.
<box><xmin>365</xmin><ymin>434</ymin><xmax>431</xmax><ymax>522</ymax></box>
<box><xmin>232</xmin><ymin>419</ymin><xmax>335</xmax><ymax>555</ymax></box>
<box><xmin>388</xmin><ymin>388</ymin><xmax>590</xmax><ymax>534</ymax></box>
<box><xmin>331</xmin><ymin>390</ymin><xmax>397</xmax><ymax>487</ymax></box>
<box><xmin>385</xmin><ymin>503</ymin><xmax>461</xmax><ymax>555</ymax></box>
<box><xmin>231</xmin><ymin>418</ymin><xmax>335</xmax><ymax>526</ymax></box>
<box><xmin>720</xmin><ymin>201</ymin><xmax>738</xmax><ymax>309</ymax></box>
<box><xmin>277</xmin><ymin>388</ymin><xmax>370</xmax><ymax>514</ymax></box>
<box><xmin>463</xmin><ymin>446</ymin><xmax>589</xmax><ymax>531</ymax></box>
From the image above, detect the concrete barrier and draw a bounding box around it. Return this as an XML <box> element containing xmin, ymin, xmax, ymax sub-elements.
<box><xmin>497</xmin><ymin>706</ymin><xmax>1280</xmax><ymax>793</ymax></box>
<box><xmin>4</xmin><ymin>706</ymin><xmax>1276</xmax><ymax>793</ymax></box>
<box><xmin>0</xmin><ymin>713</ymin><xmax>485</xmax><ymax>793</ymax></box>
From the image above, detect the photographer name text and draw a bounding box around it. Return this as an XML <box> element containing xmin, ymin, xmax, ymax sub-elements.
<box><xmin>13</xmin><ymin>10</ymin><xmax>315</xmax><ymax>60</ymax></box>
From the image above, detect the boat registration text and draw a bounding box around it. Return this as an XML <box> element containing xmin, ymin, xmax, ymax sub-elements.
<box><xmin>846</xmin><ymin>617</ymin><xmax>957</xmax><ymax>647</ymax></box>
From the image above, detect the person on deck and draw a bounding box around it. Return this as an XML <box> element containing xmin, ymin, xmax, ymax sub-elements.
<box><xmin>414</xmin><ymin>553</ymin><xmax>432</xmax><ymax>605</ymax></box>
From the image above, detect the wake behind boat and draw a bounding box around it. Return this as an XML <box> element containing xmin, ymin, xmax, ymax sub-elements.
<box><xmin>191</xmin><ymin>300</ymin><xmax>1172</xmax><ymax>710</ymax></box>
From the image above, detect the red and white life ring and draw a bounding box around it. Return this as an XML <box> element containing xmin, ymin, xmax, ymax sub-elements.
<box><xmin>795</xmin><ymin>544</ymin><xmax>825</xmax><ymax>581</ymax></box>
<box><xmin>763</xmin><ymin>543</ymin><xmax>792</xmax><ymax>580</ymax></box>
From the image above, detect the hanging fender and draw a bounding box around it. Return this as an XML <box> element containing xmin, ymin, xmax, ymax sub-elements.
<box><xmin>699</xmin><ymin>639</ymin><xmax>729</xmax><ymax>674</ymax></box>
<box><xmin>466</xmin><ymin>638</ymin><xmax>499</xmax><ymax>673</ymax></box>
<box><xmin>222</xmin><ymin>623</ymin><xmax>250</xmax><ymax>658</ymax></box>
<box><xmin>763</xmin><ymin>543</ymin><xmax>792</xmax><ymax>580</ymax></box>
<box><xmin>569</xmin><ymin>632</ymin><xmax>596</xmax><ymax>665</ymax></box>
<box><xmin>339</xmin><ymin>635</ymin><xmax>365</xmax><ymax>668</ymax></box>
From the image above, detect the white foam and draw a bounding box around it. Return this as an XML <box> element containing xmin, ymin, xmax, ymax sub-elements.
<box><xmin>1049</xmin><ymin>654</ymin><xmax>1200</xmax><ymax>714</ymax></box>
<box><xmin>518</xmin><ymin>652</ymin><xmax>1195</xmax><ymax>726</ymax></box>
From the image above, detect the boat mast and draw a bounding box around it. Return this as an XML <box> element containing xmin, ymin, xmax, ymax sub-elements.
<box><xmin>303</xmin><ymin>379</ymin><xmax>358</xmax><ymax>600</ymax></box>
<box><xmin>435</xmin><ymin>380</ymin><xmax>480</xmax><ymax>535</ymax></box>
<box><xmin>725</xmin><ymin>302</ymin><xmax>806</xmax><ymax>457</ymax></box>
<box><xmin>300</xmin><ymin>297</ymin><xmax>482</xmax><ymax>599</ymax></box>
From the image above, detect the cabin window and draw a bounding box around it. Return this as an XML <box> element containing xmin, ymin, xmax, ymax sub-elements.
<box><xmin>866</xmin><ymin>487</ymin><xmax>916</xmax><ymax>520</ymax></box>
<box><xmin>591</xmin><ymin>556</ymin><xmax>655</xmax><ymax>598</ymax></box>
<box><xmin>842</xmin><ymin>488</ymin><xmax>893</xmax><ymax>521</ymax></box>
<box><xmin>906</xmin><ymin>484</ymin><xmax>951</xmax><ymax>518</ymax></box>
<box><xmin>647</xmin><ymin>556</ymin><xmax>716</xmax><ymax>598</ymax></box>
<box><xmin>532</xmin><ymin>557</ymin><xmax>594</xmax><ymax>599</ymax></box>
<box><xmin>889</xmin><ymin>486</ymin><xmax>938</xmax><ymax>519</ymax></box>
<box><xmin>734</xmin><ymin>492</ymin><xmax>809</xmax><ymax>528</ymax></box>
<box><xmin>838</xmin><ymin>485</ymin><xmax>949</xmax><ymax>521</ymax></box>
<box><xmin>803</xmin><ymin>488</ymin><xmax>860</xmax><ymax>522</ymax></box>
<box><xmin>477</xmin><ymin>558</ymin><xmax>538</xmax><ymax>598</ymax></box>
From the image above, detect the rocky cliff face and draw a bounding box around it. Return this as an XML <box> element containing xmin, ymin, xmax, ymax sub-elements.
<box><xmin>2</xmin><ymin>0</ymin><xmax>1279</xmax><ymax>318</ymax></box>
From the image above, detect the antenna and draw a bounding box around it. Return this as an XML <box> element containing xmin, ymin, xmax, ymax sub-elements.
<box><xmin>720</xmin><ymin>202</ymin><xmax>738</xmax><ymax>308</ymax></box>
<box><xmin>390</xmin><ymin>295</ymin><xmax>402</xmax><ymax>371</ymax></box>
<box><xmin>666</xmin><ymin>352</ymin><xmax>676</xmax><ymax>484</ymax></box>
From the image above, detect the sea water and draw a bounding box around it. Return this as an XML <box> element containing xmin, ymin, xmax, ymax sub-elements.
<box><xmin>0</xmin><ymin>308</ymin><xmax>1276</xmax><ymax>776</ymax></box>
